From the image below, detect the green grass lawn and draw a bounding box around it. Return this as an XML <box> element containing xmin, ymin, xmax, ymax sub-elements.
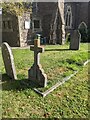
<box><xmin>0</xmin><ymin>43</ymin><xmax>89</xmax><ymax>118</ymax></box>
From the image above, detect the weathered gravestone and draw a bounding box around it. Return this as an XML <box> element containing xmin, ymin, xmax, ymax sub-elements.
<box><xmin>1</xmin><ymin>42</ymin><xmax>17</xmax><ymax>80</ymax></box>
<box><xmin>70</xmin><ymin>30</ymin><xmax>81</xmax><ymax>50</ymax></box>
<box><xmin>28</xmin><ymin>39</ymin><xmax>47</xmax><ymax>87</ymax></box>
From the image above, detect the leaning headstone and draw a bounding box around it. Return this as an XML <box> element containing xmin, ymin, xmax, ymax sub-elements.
<box><xmin>1</xmin><ymin>42</ymin><xmax>17</xmax><ymax>80</ymax></box>
<box><xmin>28</xmin><ymin>38</ymin><xmax>47</xmax><ymax>87</ymax></box>
<box><xmin>70</xmin><ymin>30</ymin><xmax>81</xmax><ymax>50</ymax></box>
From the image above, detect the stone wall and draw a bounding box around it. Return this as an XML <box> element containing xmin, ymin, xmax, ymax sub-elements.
<box><xmin>32</xmin><ymin>2</ymin><xmax>65</xmax><ymax>44</ymax></box>
<box><xmin>18</xmin><ymin>12</ymin><xmax>31</xmax><ymax>47</ymax></box>
<box><xmin>88</xmin><ymin>2</ymin><xmax>90</xmax><ymax>28</ymax></box>
<box><xmin>88</xmin><ymin>2</ymin><xmax>90</xmax><ymax>42</ymax></box>
<box><xmin>2</xmin><ymin>2</ymin><xmax>89</xmax><ymax>46</ymax></box>
<box><xmin>2</xmin><ymin>11</ymin><xmax>31</xmax><ymax>47</ymax></box>
<box><xmin>58</xmin><ymin>0</ymin><xmax>65</xmax><ymax>44</ymax></box>
<box><xmin>65</xmin><ymin>2</ymin><xmax>89</xmax><ymax>34</ymax></box>
<box><xmin>2</xmin><ymin>12</ymin><xmax>20</xmax><ymax>47</ymax></box>
<box><xmin>32</xmin><ymin>2</ymin><xmax>58</xmax><ymax>44</ymax></box>
<box><xmin>0</xmin><ymin>13</ymin><xmax>2</xmax><ymax>45</ymax></box>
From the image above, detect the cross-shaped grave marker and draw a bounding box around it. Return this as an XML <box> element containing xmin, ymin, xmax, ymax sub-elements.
<box><xmin>28</xmin><ymin>38</ymin><xmax>47</xmax><ymax>87</ymax></box>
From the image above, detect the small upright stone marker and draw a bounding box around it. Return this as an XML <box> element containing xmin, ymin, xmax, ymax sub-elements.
<box><xmin>1</xmin><ymin>42</ymin><xmax>17</xmax><ymax>80</ymax></box>
<box><xmin>70</xmin><ymin>30</ymin><xmax>81</xmax><ymax>50</ymax></box>
<box><xmin>28</xmin><ymin>39</ymin><xmax>47</xmax><ymax>87</ymax></box>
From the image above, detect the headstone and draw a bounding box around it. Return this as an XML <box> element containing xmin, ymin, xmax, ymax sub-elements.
<box><xmin>1</xmin><ymin>42</ymin><xmax>17</xmax><ymax>80</ymax></box>
<box><xmin>28</xmin><ymin>38</ymin><xmax>47</xmax><ymax>87</ymax></box>
<box><xmin>70</xmin><ymin>30</ymin><xmax>81</xmax><ymax>50</ymax></box>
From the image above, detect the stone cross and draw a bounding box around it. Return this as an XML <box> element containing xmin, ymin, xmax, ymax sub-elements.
<box><xmin>28</xmin><ymin>39</ymin><xmax>47</xmax><ymax>87</ymax></box>
<box><xmin>30</xmin><ymin>39</ymin><xmax>44</xmax><ymax>78</ymax></box>
<box><xmin>1</xmin><ymin>42</ymin><xmax>17</xmax><ymax>80</ymax></box>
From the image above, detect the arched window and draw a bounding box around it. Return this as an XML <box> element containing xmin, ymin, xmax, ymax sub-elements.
<box><xmin>78</xmin><ymin>22</ymin><xmax>88</xmax><ymax>42</ymax></box>
<box><xmin>78</xmin><ymin>22</ymin><xmax>87</xmax><ymax>31</ymax></box>
<box><xmin>65</xmin><ymin>6</ymin><xmax>72</xmax><ymax>28</ymax></box>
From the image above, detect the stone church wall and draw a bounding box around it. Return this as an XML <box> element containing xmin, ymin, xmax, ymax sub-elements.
<box><xmin>65</xmin><ymin>2</ymin><xmax>89</xmax><ymax>33</ymax></box>
<box><xmin>2</xmin><ymin>2</ymin><xmax>90</xmax><ymax>46</ymax></box>
<box><xmin>2</xmin><ymin>12</ymin><xmax>31</xmax><ymax>47</ymax></box>
<box><xmin>18</xmin><ymin>12</ymin><xmax>31</xmax><ymax>47</ymax></box>
<box><xmin>2</xmin><ymin>13</ymin><xmax>20</xmax><ymax>47</ymax></box>
<box><xmin>32</xmin><ymin>2</ymin><xmax>65</xmax><ymax>44</ymax></box>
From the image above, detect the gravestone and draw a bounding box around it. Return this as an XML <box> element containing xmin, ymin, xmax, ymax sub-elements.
<box><xmin>70</xmin><ymin>30</ymin><xmax>81</xmax><ymax>50</ymax></box>
<box><xmin>1</xmin><ymin>42</ymin><xmax>17</xmax><ymax>80</ymax></box>
<box><xmin>28</xmin><ymin>38</ymin><xmax>47</xmax><ymax>87</ymax></box>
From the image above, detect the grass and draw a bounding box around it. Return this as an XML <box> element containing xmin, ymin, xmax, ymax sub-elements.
<box><xmin>0</xmin><ymin>43</ymin><xmax>89</xmax><ymax>118</ymax></box>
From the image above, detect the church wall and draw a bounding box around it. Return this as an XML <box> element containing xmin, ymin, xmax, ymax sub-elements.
<box><xmin>88</xmin><ymin>2</ymin><xmax>90</xmax><ymax>42</ymax></box>
<box><xmin>64</xmin><ymin>2</ymin><xmax>89</xmax><ymax>41</ymax></box>
<box><xmin>18</xmin><ymin>12</ymin><xmax>31</xmax><ymax>47</ymax></box>
<box><xmin>77</xmin><ymin>2</ymin><xmax>88</xmax><ymax>28</ymax></box>
<box><xmin>32</xmin><ymin>2</ymin><xmax>65</xmax><ymax>44</ymax></box>
<box><xmin>2</xmin><ymin>13</ymin><xmax>20</xmax><ymax>47</ymax></box>
<box><xmin>2</xmin><ymin>11</ymin><xmax>31</xmax><ymax>47</ymax></box>
<box><xmin>88</xmin><ymin>2</ymin><xmax>90</xmax><ymax>28</ymax></box>
<box><xmin>2</xmin><ymin>2</ymin><xmax>89</xmax><ymax>46</ymax></box>
<box><xmin>32</xmin><ymin>2</ymin><xmax>58</xmax><ymax>44</ymax></box>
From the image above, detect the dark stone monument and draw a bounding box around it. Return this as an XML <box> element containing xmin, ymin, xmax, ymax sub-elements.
<box><xmin>1</xmin><ymin>42</ymin><xmax>17</xmax><ymax>80</ymax></box>
<box><xmin>70</xmin><ymin>30</ymin><xmax>81</xmax><ymax>50</ymax></box>
<box><xmin>28</xmin><ymin>38</ymin><xmax>47</xmax><ymax>87</ymax></box>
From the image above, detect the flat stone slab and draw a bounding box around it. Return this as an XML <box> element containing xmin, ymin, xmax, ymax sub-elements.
<box><xmin>1</xmin><ymin>42</ymin><xmax>17</xmax><ymax>80</ymax></box>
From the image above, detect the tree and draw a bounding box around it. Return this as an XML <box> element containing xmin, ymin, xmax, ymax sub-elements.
<box><xmin>1</xmin><ymin>2</ymin><xmax>32</xmax><ymax>16</ymax></box>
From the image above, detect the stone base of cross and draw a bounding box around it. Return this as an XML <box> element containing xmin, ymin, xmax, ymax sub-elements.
<box><xmin>28</xmin><ymin>64</ymin><xmax>47</xmax><ymax>87</ymax></box>
<box><xmin>28</xmin><ymin>39</ymin><xmax>47</xmax><ymax>87</ymax></box>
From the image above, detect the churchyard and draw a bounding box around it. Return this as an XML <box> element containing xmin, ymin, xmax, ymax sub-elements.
<box><xmin>0</xmin><ymin>42</ymin><xmax>89</xmax><ymax>118</ymax></box>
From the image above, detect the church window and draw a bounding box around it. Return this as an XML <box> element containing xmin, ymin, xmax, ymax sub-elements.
<box><xmin>78</xmin><ymin>22</ymin><xmax>88</xmax><ymax>42</ymax></box>
<box><xmin>34</xmin><ymin>20</ymin><xmax>40</xmax><ymax>28</ymax></box>
<box><xmin>2</xmin><ymin>20</ymin><xmax>13</xmax><ymax>32</ymax></box>
<box><xmin>65</xmin><ymin>6</ymin><xmax>72</xmax><ymax>28</ymax></box>
<box><xmin>7</xmin><ymin>20</ymin><xmax>12</xmax><ymax>29</ymax></box>
<box><xmin>3</xmin><ymin>21</ymin><xmax>6</xmax><ymax>29</ymax></box>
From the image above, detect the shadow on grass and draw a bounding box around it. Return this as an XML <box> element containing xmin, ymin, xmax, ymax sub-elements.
<box><xmin>45</xmin><ymin>48</ymin><xmax>70</xmax><ymax>51</ymax></box>
<box><xmin>2</xmin><ymin>74</ymin><xmax>41</xmax><ymax>91</ymax></box>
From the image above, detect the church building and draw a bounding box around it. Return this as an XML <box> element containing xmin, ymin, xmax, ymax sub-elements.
<box><xmin>1</xmin><ymin>1</ymin><xmax>90</xmax><ymax>47</ymax></box>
